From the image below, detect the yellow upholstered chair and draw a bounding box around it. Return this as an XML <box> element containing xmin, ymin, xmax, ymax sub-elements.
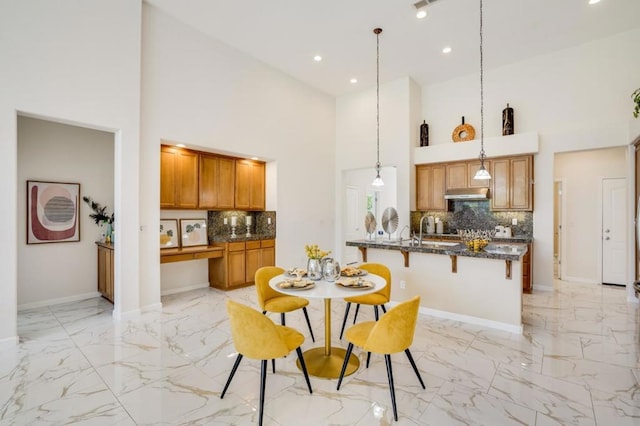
<box><xmin>255</xmin><ymin>266</ymin><xmax>315</xmax><ymax>342</ymax></box>
<box><xmin>339</xmin><ymin>263</ymin><xmax>391</xmax><ymax>339</ymax></box>
<box><xmin>336</xmin><ymin>296</ymin><xmax>425</xmax><ymax>422</ymax></box>
<box><xmin>221</xmin><ymin>299</ymin><xmax>312</xmax><ymax>426</ymax></box>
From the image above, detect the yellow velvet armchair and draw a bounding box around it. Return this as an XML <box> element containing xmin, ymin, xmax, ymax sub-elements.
<box><xmin>339</xmin><ymin>263</ymin><xmax>391</xmax><ymax>339</ymax></box>
<box><xmin>221</xmin><ymin>299</ymin><xmax>312</xmax><ymax>426</ymax></box>
<box><xmin>255</xmin><ymin>266</ymin><xmax>315</xmax><ymax>342</ymax></box>
<box><xmin>336</xmin><ymin>296</ymin><xmax>425</xmax><ymax>422</ymax></box>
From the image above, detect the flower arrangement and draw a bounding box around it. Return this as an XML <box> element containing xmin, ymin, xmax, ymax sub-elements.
<box><xmin>82</xmin><ymin>196</ymin><xmax>114</xmax><ymax>225</ymax></box>
<box><xmin>304</xmin><ymin>244</ymin><xmax>330</xmax><ymax>260</ymax></box>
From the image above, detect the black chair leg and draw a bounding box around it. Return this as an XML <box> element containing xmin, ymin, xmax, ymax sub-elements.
<box><xmin>272</xmin><ymin>359</ymin><xmax>275</xmax><ymax>374</ymax></box>
<box><xmin>302</xmin><ymin>307</ymin><xmax>315</xmax><ymax>342</ymax></box>
<box><xmin>339</xmin><ymin>303</ymin><xmax>352</xmax><ymax>339</ymax></box>
<box><xmin>221</xmin><ymin>354</ymin><xmax>243</xmax><ymax>398</ymax></box>
<box><xmin>405</xmin><ymin>349</ymin><xmax>425</xmax><ymax>389</ymax></box>
<box><xmin>384</xmin><ymin>354</ymin><xmax>398</xmax><ymax>422</ymax></box>
<box><xmin>259</xmin><ymin>359</ymin><xmax>267</xmax><ymax>426</ymax></box>
<box><xmin>366</xmin><ymin>352</ymin><xmax>371</xmax><ymax>368</ymax></box>
<box><xmin>353</xmin><ymin>304</ymin><xmax>360</xmax><ymax>324</ymax></box>
<box><xmin>381</xmin><ymin>304</ymin><xmax>387</xmax><ymax>314</ymax></box>
<box><xmin>374</xmin><ymin>305</ymin><xmax>379</xmax><ymax>321</ymax></box>
<box><xmin>280</xmin><ymin>313</ymin><xmax>286</xmax><ymax>326</ymax></box>
<box><xmin>296</xmin><ymin>347</ymin><xmax>313</xmax><ymax>394</ymax></box>
<box><xmin>336</xmin><ymin>343</ymin><xmax>354</xmax><ymax>390</ymax></box>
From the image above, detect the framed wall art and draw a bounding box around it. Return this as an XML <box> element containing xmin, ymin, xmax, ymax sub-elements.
<box><xmin>179</xmin><ymin>218</ymin><xmax>208</xmax><ymax>248</ymax></box>
<box><xmin>160</xmin><ymin>219</ymin><xmax>179</xmax><ymax>249</ymax></box>
<box><xmin>27</xmin><ymin>180</ymin><xmax>80</xmax><ymax>244</ymax></box>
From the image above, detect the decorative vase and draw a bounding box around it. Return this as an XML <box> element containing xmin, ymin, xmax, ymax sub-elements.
<box><xmin>502</xmin><ymin>103</ymin><xmax>514</xmax><ymax>135</ymax></box>
<box><xmin>419</xmin><ymin>120</ymin><xmax>429</xmax><ymax>147</ymax></box>
<box><xmin>307</xmin><ymin>258</ymin><xmax>323</xmax><ymax>281</ymax></box>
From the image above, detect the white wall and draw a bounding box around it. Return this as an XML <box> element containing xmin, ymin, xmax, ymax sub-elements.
<box><xmin>0</xmin><ymin>0</ymin><xmax>142</xmax><ymax>342</ymax></box>
<box><xmin>554</xmin><ymin>147</ymin><xmax>627</xmax><ymax>283</ymax></box>
<box><xmin>17</xmin><ymin>117</ymin><xmax>114</xmax><ymax>307</ymax></box>
<box><xmin>140</xmin><ymin>4</ymin><xmax>336</xmax><ymax>292</ymax></box>
<box><xmin>421</xmin><ymin>28</ymin><xmax>640</xmax><ymax>289</ymax></box>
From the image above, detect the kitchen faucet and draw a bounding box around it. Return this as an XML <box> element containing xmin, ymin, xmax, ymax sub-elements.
<box><xmin>418</xmin><ymin>215</ymin><xmax>428</xmax><ymax>246</ymax></box>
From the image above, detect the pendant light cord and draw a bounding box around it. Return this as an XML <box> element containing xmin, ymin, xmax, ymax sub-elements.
<box><xmin>375</xmin><ymin>28</ymin><xmax>381</xmax><ymax>170</ymax></box>
<box><xmin>479</xmin><ymin>0</ymin><xmax>485</xmax><ymax>162</ymax></box>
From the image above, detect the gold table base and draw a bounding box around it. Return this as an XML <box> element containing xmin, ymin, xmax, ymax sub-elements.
<box><xmin>294</xmin><ymin>298</ymin><xmax>360</xmax><ymax>379</ymax></box>
<box><xmin>296</xmin><ymin>347</ymin><xmax>359</xmax><ymax>379</ymax></box>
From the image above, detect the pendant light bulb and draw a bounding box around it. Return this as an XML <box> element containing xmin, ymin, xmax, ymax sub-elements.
<box><xmin>473</xmin><ymin>0</ymin><xmax>491</xmax><ymax>181</ymax></box>
<box><xmin>372</xmin><ymin>27</ymin><xmax>384</xmax><ymax>187</ymax></box>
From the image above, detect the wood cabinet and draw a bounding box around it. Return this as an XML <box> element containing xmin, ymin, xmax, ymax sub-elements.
<box><xmin>96</xmin><ymin>242</ymin><xmax>114</xmax><ymax>303</ymax></box>
<box><xmin>235</xmin><ymin>160</ymin><xmax>265</xmax><ymax>211</ymax></box>
<box><xmin>446</xmin><ymin>163</ymin><xmax>468</xmax><ymax>189</ymax></box>
<box><xmin>522</xmin><ymin>243</ymin><xmax>533</xmax><ymax>293</ymax></box>
<box><xmin>416</xmin><ymin>164</ymin><xmax>446</xmax><ymax>211</ymax></box>
<box><xmin>491</xmin><ymin>155</ymin><xmax>533</xmax><ymax>211</ymax></box>
<box><xmin>209</xmin><ymin>239</ymin><xmax>276</xmax><ymax>290</ymax></box>
<box><xmin>161</xmin><ymin>145</ymin><xmax>265</xmax><ymax>211</ymax></box>
<box><xmin>199</xmin><ymin>154</ymin><xmax>235</xmax><ymax>209</ymax></box>
<box><xmin>160</xmin><ymin>146</ymin><xmax>198</xmax><ymax>209</ymax></box>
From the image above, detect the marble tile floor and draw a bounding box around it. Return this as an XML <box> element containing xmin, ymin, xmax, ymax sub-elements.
<box><xmin>1</xmin><ymin>280</ymin><xmax>639</xmax><ymax>425</ymax></box>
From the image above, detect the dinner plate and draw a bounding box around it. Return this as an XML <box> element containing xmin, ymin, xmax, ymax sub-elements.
<box><xmin>336</xmin><ymin>279</ymin><xmax>373</xmax><ymax>289</ymax></box>
<box><xmin>340</xmin><ymin>269</ymin><xmax>368</xmax><ymax>277</ymax></box>
<box><xmin>285</xmin><ymin>268</ymin><xmax>307</xmax><ymax>277</ymax></box>
<box><xmin>277</xmin><ymin>280</ymin><xmax>315</xmax><ymax>290</ymax></box>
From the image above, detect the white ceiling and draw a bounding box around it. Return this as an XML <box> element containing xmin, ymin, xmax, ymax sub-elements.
<box><xmin>145</xmin><ymin>0</ymin><xmax>640</xmax><ymax>97</ymax></box>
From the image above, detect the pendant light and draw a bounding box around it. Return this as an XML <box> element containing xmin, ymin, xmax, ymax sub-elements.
<box><xmin>473</xmin><ymin>0</ymin><xmax>491</xmax><ymax>180</ymax></box>
<box><xmin>371</xmin><ymin>27</ymin><xmax>384</xmax><ymax>187</ymax></box>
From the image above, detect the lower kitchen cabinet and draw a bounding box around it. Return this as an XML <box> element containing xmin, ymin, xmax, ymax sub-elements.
<box><xmin>210</xmin><ymin>239</ymin><xmax>276</xmax><ymax>290</ymax></box>
<box><xmin>96</xmin><ymin>242</ymin><xmax>114</xmax><ymax>303</ymax></box>
<box><xmin>522</xmin><ymin>243</ymin><xmax>533</xmax><ymax>293</ymax></box>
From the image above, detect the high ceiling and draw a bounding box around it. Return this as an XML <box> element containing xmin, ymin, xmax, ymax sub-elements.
<box><xmin>145</xmin><ymin>0</ymin><xmax>640</xmax><ymax>97</ymax></box>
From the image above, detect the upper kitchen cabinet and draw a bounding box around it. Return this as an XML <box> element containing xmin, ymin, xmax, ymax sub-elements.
<box><xmin>491</xmin><ymin>155</ymin><xmax>533</xmax><ymax>211</ymax></box>
<box><xmin>445</xmin><ymin>162</ymin><xmax>467</xmax><ymax>189</ymax></box>
<box><xmin>160</xmin><ymin>145</ymin><xmax>198</xmax><ymax>209</ymax></box>
<box><xmin>235</xmin><ymin>159</ymin><xmax>265</xmax><ymax>211</ymax></box>
<box><xmin>416</xmin><ymin>164</ymin><xmax>446</xmax><ymax>211</ymax></box>
<box><xmin>199</xmin><ymin>154</ymin><xmax>235</xmax><ymax>209</ymax></box>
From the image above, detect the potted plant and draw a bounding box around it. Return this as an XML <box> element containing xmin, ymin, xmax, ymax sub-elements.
<box><xmin>83</xmin><ymin>196</ymin><xmax>114</xmax><ymax>242</ymax></box>
<box><xmin>633</xmin><ymin>88</ymin><xmax>640</xmax><ymax>118</ymax></box>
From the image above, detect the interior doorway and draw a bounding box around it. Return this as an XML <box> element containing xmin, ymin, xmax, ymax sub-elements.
<box><xmin>553</xmin><ymin>180</ymin><xmax>563</xmax><ymax>279</ymax></box>
<box><xmin>601</xmin><ymin>177</ymin><xmax>627</xmax><ymax>286</ymax></box>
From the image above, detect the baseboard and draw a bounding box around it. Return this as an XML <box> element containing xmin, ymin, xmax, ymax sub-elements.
<box><xmin>562</xmin><ymin>276</ymin><xmax>598</xmax><ymax>285</ymax></box>
<box><xmin>534</xmin><ymin>284</ymin><xmax>554</xmax><ymax>292</ymax></box>
<box><xmin>18</xmin><ymin>291</ymin><xmax>102</xmax><ymax>311</ymax></box>
<box><xmin>161</xmin><ymin>282</ymin><xmax>210</xmax><ymax>296</ymax></box>
<box><xmin>0</xmin><ymin>336</ymin><xmax>19</xmax><ymax>347</ymax></box>
<box><xmin>112</xmin><ymin>308</ymin><xmax>142</xmax><ymax>321</ymax></box>
<box><xmin>141</xmin><ymin>303</ymin><xmax>163</xmax><ymax>313</ymax></box>
<box><xmin>387</xmin><ymin>300</ymin><xmax>523</xmax><ymax>334</ymax></box>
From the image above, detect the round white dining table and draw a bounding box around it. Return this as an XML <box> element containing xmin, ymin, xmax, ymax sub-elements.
<box><xmin>269</xmin><ymin>272</ymin><xmax>386</xmax><ymax>379</ymax></box>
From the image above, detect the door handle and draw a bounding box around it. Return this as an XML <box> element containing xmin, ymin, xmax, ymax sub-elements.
<box><xmin>605</xmin><ymin>236</ymin><xmax>610</xmax><ymax>240</ymax></box>
<box><xmin>604</xmin><ymin>229</ymin><xmax>610</xmax><ymax>233</ymax></box>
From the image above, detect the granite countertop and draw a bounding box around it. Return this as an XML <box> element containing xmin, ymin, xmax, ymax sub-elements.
<box><xmin>419</xmin><ymin>233</ymin><xmax>533</xmax><ymax>244</ymax></box>
<box><xmin>211</xmin><ymin>234</ymin><xmax>276</xmax><ymax>243</ymax></box>
<box><xmin>346</xmin><ymin>239</ymin><xmax>528</xmax><ymax>261</ymax></box>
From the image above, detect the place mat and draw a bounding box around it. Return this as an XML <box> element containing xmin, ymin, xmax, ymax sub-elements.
<box><xmin>277</xmin><ymin>279</ymin><xmax>314</xmax><ymax>290</ymax></box>
<box><xmin>336</xmin><ymin>278</ymin><xmax>374</xmax><ymax>289</ymax></box>
<box><xmin>340</xmin><ymin>267</ymin><xmax>368</xmax><ymax>277</ymax></box>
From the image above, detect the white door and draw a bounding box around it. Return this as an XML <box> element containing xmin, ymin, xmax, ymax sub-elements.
<box><xmin>343</xmin><ymin>186</ymin><xmax>361</xmax><ymax>265</ymax></box>
<box><xmin>602</xmin><ymin>178</ymin><xmax>627</xmax><ymax>285</ymax></box>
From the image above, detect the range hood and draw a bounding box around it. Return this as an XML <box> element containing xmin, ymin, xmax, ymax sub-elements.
<box><xmin>444</xmin><ymin>187</ymin><xmax>489</xmax><ymax>200</ymax></box>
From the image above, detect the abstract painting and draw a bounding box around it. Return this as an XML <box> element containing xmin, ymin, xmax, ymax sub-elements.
<box><xmin>160</xmin><ymin>219</ymin><xmax>179</xmax><ymax>248</ymax></box>
<box><xmin>27</xmin><ymin>180</ymin><xmax>80</xmax><ymax>244</ymax></box>
<box><xmin>180</xmin><ymin>218</ymin><xmax>208</xmax><ymax>247</ymax></box>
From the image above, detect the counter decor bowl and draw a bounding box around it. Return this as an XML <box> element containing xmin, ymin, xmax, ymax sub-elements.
<box><xmin>459</xmin><ymin>229</ymin><xmax>494</xmax><ymax>252</ymax></box>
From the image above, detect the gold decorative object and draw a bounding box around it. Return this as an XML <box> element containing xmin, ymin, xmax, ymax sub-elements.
<box><xmin>452</xmin><ymin>116</ymin><xmax>476</xmax><ymax>142</ymax></box>
<box><xmin>459</xmin><ymin>229</ymin><xmax>494</xmax><ymax>252</ymax></box>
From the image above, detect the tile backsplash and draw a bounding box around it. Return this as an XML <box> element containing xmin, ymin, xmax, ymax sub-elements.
<box><xmin>411</xmin><ymin>200</ymin><xmax>532</xmax><ymax>236</ymax></box>
<box><xmin>208</xmin><ymin>210</ymin><xmax>276</xmax><ymax>241</ymax></box>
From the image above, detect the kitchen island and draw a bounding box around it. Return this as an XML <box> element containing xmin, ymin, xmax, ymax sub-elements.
<box><xmin>346</xmin><ymin>239</ymin><xmax>528</xmax><ymax>334</ymax></box>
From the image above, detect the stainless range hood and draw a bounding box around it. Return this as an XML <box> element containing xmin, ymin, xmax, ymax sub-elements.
<box><xmin>444</xmin><ymin>187</ymin><xmax>489</xmax><ymax>200</ymax></box>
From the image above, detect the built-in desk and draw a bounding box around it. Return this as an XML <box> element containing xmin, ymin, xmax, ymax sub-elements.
<box><xmin>160</xmin><ymin>246</ymin><xmax>224</xmax><ymax>263</ymax></box>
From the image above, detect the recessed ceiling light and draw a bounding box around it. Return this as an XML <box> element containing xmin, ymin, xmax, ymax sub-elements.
<box><xmin>313</xmin><ymin>55</ymin><xmax>322</xmax><ymax>62</ymax></box>
<box><xmin>414</xmin><ymin>0</ymin><xmax>428</xmax><ymax>19</ymax></box>
<box><xmin>416</xmin><ymin>10</ymin><xmax>427</xmax><ymax>19</ymax></box>
<box><xmin>176</xmin><ymin>143</ymin><xmax>186</xmax><ymax>148</ymax></box>
<box><xmin>588</xmin><ymin>0</ymin><xmax>601</xmax><ymax>4</ymax></box>
<box><xmin>350</xmin><ymin>78</ymin><xmax>358</xmax><ymax>84</ymax></box>
<box><xmin>442</xmin><ymin>46</ymin><xmax>452</xmax><ymax>54</ymax></box>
